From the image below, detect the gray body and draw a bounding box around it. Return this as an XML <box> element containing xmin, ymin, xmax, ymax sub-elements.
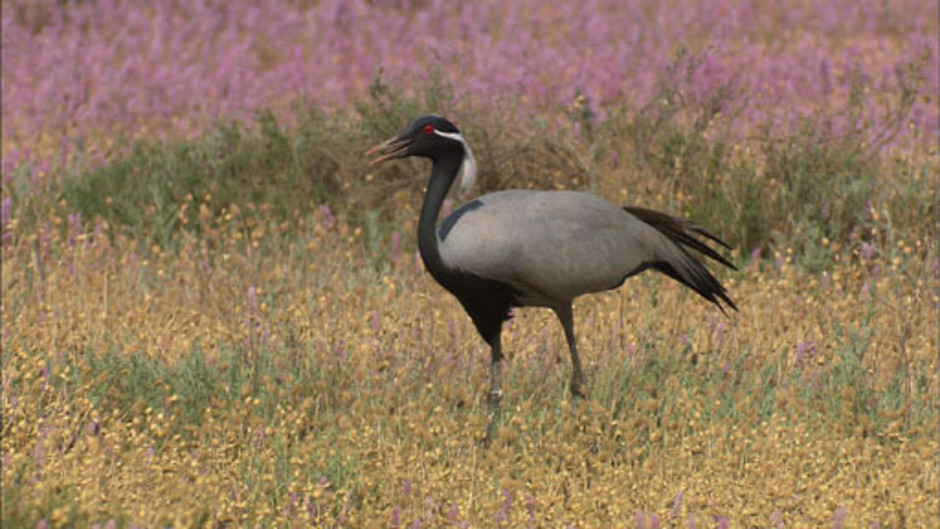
<box><xmin>440</xmin><ymin>190</ymin><xmax>689</xmax><ymax>307</ymax></box>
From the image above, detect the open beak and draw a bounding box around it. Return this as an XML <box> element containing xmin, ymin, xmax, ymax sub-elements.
<box><xmin>366</xmin><ymin>137</ymin><xmax>411</xmax><ymax>166</ymax></box>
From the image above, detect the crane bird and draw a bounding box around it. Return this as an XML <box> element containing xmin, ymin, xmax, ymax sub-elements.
<box><xmin>367</xmin><ymin>115</ymin><xmax>736</xmax><ymax>438</ymax></box>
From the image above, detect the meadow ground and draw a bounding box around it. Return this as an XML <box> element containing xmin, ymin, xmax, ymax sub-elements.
<box><xmin>2</xmin><ymin>193</ymin><xmax>938</xmax><ymax>527</ymax></box>
<box><xmin>2</xmin><ymin>1</ymin><xmax>939</xmax><ymax>527</ymax></box>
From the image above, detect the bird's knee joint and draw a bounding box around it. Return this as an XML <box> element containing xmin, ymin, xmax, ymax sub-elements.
<box><xmin>487</xmin><ymin>389</ymin><xmax>503</xmax><ymax>405</ymax></box>
<box><xmin>570</xmin><ymin>379</ymin><xmax>588</xmax><ymax>399</ymax></box>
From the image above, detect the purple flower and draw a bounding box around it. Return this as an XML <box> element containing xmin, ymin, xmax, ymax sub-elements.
<box><xmin>795</xmin><ymin>340</ymin><xmax>817</xmax><ymax>367</ymax></box>
<box><xmin>402</xmin><ymin>478</ymin><xmax>412</xmax><ymax>498</ymax></box>
<box><xmin>1</xmin><ymin>0</ymin><xmax>935</xmax><ymax>202</ymax></box>
<box><xmin>525</xmin><ymin>493</ymin><xmax>536</xmax><ymax>528</ymax></box>
<box><xmin>712</xmin><ymin>321</ymin><xmax>726</xmax><ymax>345</ymax></box>
<box><xmin>671</xmin><ymin>490</ymin><xmax>683</xmax><ymax>519</ymax></box>
<box><xmin>247</xmin><ymin>286</ymin><xmax>257</xmax><ymax>313</ymax></box>
<box><xmin>498</xmin><ymin>488</ymin><xmax>512</xmax><ymax>523</ymax></box>
<box><xmin>832</xmin><ymin>507</ymin><xmax>848</xmax><ymax>529</ymax></box>
<box><xmin>626</xmin><ymin>342</ymin><xmax>637</xmax><ymax>357</ymax></box>
<box><xmin>318</xmin><ymin>205</ymin><xmax>335</xmax><ymax>228</ymax></box>
<box><xmin>391</xmin><ymin>231</ymin><xmax>401</xmax><ymax>263</ymax></box>
<box><xmin>68</xmin><ymin>212</ymin><xmax>82</xmax><ymax>246</ymax></box>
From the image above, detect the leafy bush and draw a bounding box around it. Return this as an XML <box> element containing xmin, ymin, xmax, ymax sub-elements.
<box><xmin>601</xmin><ymin>52</ymin><xmax>932</xmax><ymax>260</ymax></box>
<box><xmin>42</xmin><ymin>75</ymin><xmax>585</xmax><ymax>249</ymax></box>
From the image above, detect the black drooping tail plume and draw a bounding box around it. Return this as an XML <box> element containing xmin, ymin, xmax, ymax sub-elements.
<box><xmin>625</xmin><ymin>206</ymin><xmax>738</xmax><ymax>313</ymax></box>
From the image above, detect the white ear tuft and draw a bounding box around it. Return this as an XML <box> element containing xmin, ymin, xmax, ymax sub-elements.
<box><xmin>457</xmin><ymin>141</ymin><xmax>477</xmax><ymax>196</ymax></box>
<box><xmin>433</xmin><ymin>129</ymin><xmax>477</xmax><ymax>197</ymax></box>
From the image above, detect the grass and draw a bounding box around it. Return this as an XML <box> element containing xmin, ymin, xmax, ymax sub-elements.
<box><xmin>9</xmin><ymin>56</ymin><xmax>932</xmax><ymax>264</ymax></box>
<box><xmin>8</xmin><ymin>74</ymin><xmax>584</xmax><ymax>253</ymax></box>
<box><xmin>2</xmin><ymin>187</ymin><xmax>936</xmax><ymax>526</ymax></box>
<box><xmin>598</xmin><ymin>53</ymin><xmax>932</xmax><ymax>259</ymax></box>
<box><xmin>2</xmin><ymin>74</ymin><xmax>938</xmax><ymax>526</ymax></box>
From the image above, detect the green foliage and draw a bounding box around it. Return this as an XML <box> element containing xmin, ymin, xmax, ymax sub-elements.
<box><xmin>30</xmin><ymin>73</ymin><xmax>582</xmax><ymax>252</ymax></box>
<box><xmin>7</xmin><ymin>64</ymin><xmax>929</xmax><ymax>265</ymax></box>
<box><xmin>58</xmin><ymin>108</ymin><xmax>352</xmax><ymax>247</ymax></box>
<box><xmin>598</xmin><ymin>52</ymin><xmax>931</xmax><ymax>262</ymax></box>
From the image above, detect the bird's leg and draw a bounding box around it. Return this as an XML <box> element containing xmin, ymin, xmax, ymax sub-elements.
<box><xmin>555</xmin><ymin>304</ymin><xmax>587</xmax><ymax>398</ymax></box>
<box><xmin>484</xmin><ymin>336</ymin><xmax>504</xmax><ymax>443</ymax></box>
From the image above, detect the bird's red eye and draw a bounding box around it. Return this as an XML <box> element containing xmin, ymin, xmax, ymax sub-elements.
<box><xmin>423</xmin><ymin>124</ymin><xmax>434</xmax><ymax>134</ymax></box>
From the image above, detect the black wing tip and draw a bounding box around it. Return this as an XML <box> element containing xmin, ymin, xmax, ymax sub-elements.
<box><xmin>714</xmin><ymin>291</ymin><xmax>738</xmax><ymax>315</ymax></box>
<box><xmin>624</xmin><ymin>206</ymin><xmax>738</xmax><ymax>270</ymax></box>
<box><xmin>702</xmin><ymin>275</ymin><xmax>738</xmax><ymax>315</ymax></box>
<box><xmin>649</xmin><ymin>259</ymin><xmax>737</xmax><ymax>315</ymax></box>
<box><xmin>623</xmin><ymin>205</ymin><xmax>739</xmax><ymax>314</ymax></box>
<box><xmin>689</xmin><ymin>224</ymin><xmax>734</xmax><ymax>250</ymax></box>
<box><xmin>702</xmin><ymin>263</ymin><xmax>738</xmax><ymax>314</ymax></box>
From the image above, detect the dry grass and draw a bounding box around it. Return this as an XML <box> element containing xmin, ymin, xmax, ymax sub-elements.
<box><xmin>4</xmin><ymin>2</ymin><xmax>937</xmax><ymax>525</ymax></box>
<box><xmin>2</xmin><ymin>181</ymin><xmax>936</xmax><ymax>526</ymax></box>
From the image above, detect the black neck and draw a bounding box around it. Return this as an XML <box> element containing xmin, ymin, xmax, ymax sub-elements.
<box><xmin>418</xmin><ymin>155</ymin><xmax>462</xmax><ymax>279</ymax></box>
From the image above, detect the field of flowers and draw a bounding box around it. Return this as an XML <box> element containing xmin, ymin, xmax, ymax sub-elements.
<box><xmin>2</xmin><ymin>0</ymin><xmax>938</xmax><ymax>527</ymax></box>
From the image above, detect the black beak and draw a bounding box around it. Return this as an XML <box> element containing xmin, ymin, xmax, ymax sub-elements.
<box><xmin>366</xmin><ymin>137</ymin><xmax>411</xmax><ymax>166</ymax></box>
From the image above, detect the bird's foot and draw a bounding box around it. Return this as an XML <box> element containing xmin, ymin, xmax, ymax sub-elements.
<box><xmin>569</xmin><ymin>378</ymin><xmax>588</xmax><ymax>399</ymax></box>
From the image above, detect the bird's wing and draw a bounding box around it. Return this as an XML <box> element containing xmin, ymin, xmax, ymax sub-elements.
<box><xmin>439</xmin><ymin>190</ymin><xmax>735</xmax><ymax>310</ymax></box>
<box><xmin>439</xmin><ymin>191</ymin><xmax>649</xmax><ymax>302</ymax></box>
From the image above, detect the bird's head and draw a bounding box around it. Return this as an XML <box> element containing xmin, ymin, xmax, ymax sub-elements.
<box><xmin>367</xmin><ymin>115</ymin><xmax>477</xmax><ymax>195</ymax></box>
